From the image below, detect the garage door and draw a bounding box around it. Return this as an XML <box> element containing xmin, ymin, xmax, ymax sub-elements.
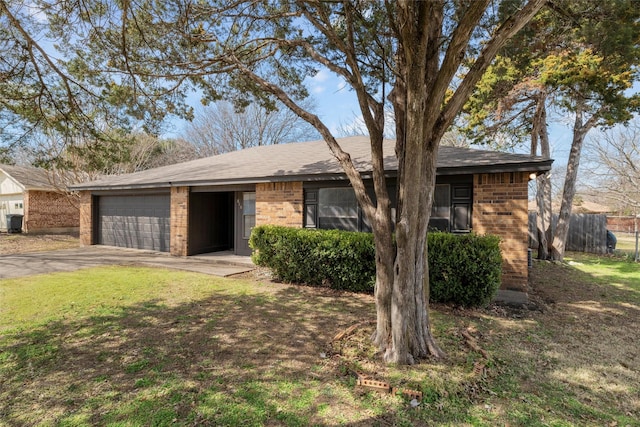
<box><xmin>98</xmin><ymin>194</ymin><xmax>170</xmax><ymax>252</ymax></box>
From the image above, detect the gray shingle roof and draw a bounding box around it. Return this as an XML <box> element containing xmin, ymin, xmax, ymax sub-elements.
<box><xmin>0</xmin><ymin>164</ymin><xmax>56</xmax><ymax>191</ymax></box>
<box><xmin>72</xmin><ymin>136</ymin><xmax>553</xmax><ymax>190</ymax></box>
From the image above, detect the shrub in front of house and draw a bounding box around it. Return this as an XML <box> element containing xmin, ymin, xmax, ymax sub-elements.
<box><xmin>427</xmin><ymin>232</ymin><xmax>502</xmax><ymax>307</ymax></box>
<box><xmin>250</xmin><ymin>225</ymin><xmax>501</xmax><ymax>306</ymax></box>
<box><xmin>250</xmin><ymin>225</ymin><xmax>376</xmax><ymax>292</ymax></box>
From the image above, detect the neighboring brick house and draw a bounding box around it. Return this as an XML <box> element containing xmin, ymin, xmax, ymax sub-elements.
<box><xmin>72</xmin><ymin>136</ymin><xmax>552</xmax><ymax>301</ymax></box>
<box><xmin>0</xmin><ymin>164</ymin><xmax>79</xmax><ymax>234</ymax></box>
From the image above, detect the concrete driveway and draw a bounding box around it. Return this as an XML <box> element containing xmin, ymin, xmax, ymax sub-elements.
<box><xmin>0</xmin><ymin>246</ymin><xmax>255</xmax><ymax>279</ymax></box>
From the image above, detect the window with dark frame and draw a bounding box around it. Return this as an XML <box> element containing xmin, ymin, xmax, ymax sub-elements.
<box><xmin>318</xmin><ymin>188</ymin><xmax>359</xmax><ymax>231</ymax></box>
<box><xmin>305</xmin><ymin>181</ymin><xmax>472</xmax><ymax>234</ymax></box>
<box><xmin>429</xmin><ymin>184</ymin><xmax>451</xmax><ymax>232</ymax></box>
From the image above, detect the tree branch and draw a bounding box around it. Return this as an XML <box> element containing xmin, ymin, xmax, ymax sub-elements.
<box><xmin>440</xmin><ymin>0</ymin><xmax>547</xmax><ymax>138</ymax></box>
<box><xmin>225</xmin><ymin>54</ymin><xmax>376</xmax><ymax>218</ymax></box>
<box><xmin>428</xmin><ymin>0</ymin><xmax>490</xmax><ymax>109</ymax></box>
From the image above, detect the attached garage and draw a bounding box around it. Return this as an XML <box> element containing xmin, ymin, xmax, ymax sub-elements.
<box><xmin>97</xmin><ymin>194</ymin><xmax>170</xmax><ymax>252</ymax></box>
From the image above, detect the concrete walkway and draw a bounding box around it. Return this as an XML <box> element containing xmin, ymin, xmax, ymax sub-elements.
<box><xmin>0</xmin><ymin>246</ymin><xmax>255</xmax><ymax>279</ymax></box>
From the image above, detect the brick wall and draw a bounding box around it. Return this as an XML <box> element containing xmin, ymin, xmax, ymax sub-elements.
<box><xmin>78</xmin><ymin>191</ymin><xmax>93</xmax><ymax>246</ymax></box>
<box><xmin>24</xmin><ymin>190</ymin><xmax>80</xmax><ymax>233</ymax></box>
<box><xmin>473</xmin><ymin>172</ymin><xmax>530</xmax><ymax>293</ymax></box>
<box><xmin>256</xmin><ymin>182</ymin><xmax>303</xmax><ymax>228</ymax></box>
<box><xmin>170</xmin><ymin>186</ymin><xmax>189</xmax><ymax>256</ymax></box>
<box><xmin>607</xmin><ymin>216</ymin><xmax>639</xmax><ymax>234</ymax></box>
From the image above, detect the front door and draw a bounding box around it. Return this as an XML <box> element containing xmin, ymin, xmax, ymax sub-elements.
<box><xmin>235</xmin><ymin>192</ymin><xmax>256</xmax><ymax>256</ymax></box>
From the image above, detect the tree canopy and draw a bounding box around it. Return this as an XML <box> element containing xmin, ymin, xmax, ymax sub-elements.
<box><xmin>460</xmin><ymin>0</ymin><xmax>640</xmax><ymax>260</ymax></box>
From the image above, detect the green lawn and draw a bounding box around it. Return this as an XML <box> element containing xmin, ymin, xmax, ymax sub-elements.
<box><xmin>566</xmin><ymin>252</ymin><xmax>640</xmax><ymax>303</ymax></box>
<box><xmin>614</xmin><ymin>232</ymin><xmax>639</xmax><ymax>258</ymax></box>
<box><xmin>1</xmin><ymin>261</ymin><xmax>638</xmax><ymax>426</ymax></box>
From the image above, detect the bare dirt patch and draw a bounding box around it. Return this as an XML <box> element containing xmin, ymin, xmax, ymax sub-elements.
<box><xmin>0</xmin><ymin>233</ymin><xmax>79</xmax><ymax>255</ymax></box>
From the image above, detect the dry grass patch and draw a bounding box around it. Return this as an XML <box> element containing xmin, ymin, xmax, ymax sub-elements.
<box><xmin>0</xmin><ymin>233</ymin><xmax>78</xmax><ymax>254</ymax></box>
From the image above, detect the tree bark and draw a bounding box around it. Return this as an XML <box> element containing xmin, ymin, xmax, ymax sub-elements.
<box><xmin>371</xmin><ymin>225</ymin><xmax>394</xmax><ymax>352</ymax></box>
<box><xmin>378</xmin><ymin>0</ymin><xmax>544</xmax><ymax>363</ymax></box>
<box><xmin>387</xmin><ymin>133</ymin><xmax>444</xmax><ymax>363</ymax></box>
<box><xmin>531</xmin><ymin>94</ymin><xmax>552</xmax><ymax>260</ymax></box>
<box><xmin>536</xmin><ymin>172</ymin><xmax>553</xmax><ymax>259</ymax></box>
<box><xmin>551</xmin><ymin>105</ymin><xmax>596</xmax><ymax>260</ymax></box>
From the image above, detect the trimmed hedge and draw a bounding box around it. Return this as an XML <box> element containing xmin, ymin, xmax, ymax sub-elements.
<box><xmin>250</xmin><ymin>225</ymin><xmax>376</xmax><ymax>293</ymax></box>
<box><xmin>427</xmin><ymin>232</ymin><xmax>502</xmax><ymax>307</ymax></box>
<box><xmin>250</xmin><ymin>225</ymin><xmax>502</xmax><ymax>307</ymax></box>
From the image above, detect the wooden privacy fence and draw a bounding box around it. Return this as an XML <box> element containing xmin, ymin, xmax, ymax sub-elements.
<box><xmin>528</xmin><ymin>213</ymin><xmax>608</xmax><ymax>254</ymax></box>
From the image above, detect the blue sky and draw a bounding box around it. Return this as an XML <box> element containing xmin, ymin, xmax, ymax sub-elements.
<box><xmin>165</xmin><ymin>68</ymin><xmax>363</xmax><ymax>140</ymax></box>
<box><xmin>304</xmin><ymin>69</ymin><xmax>365</xmax><ymax>135</ymax></box>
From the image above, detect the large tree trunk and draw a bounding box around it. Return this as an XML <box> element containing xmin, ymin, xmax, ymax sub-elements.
<box><xmin>383</xmin><ymin>34</ymin><xmax>446</xmax><ymax>361</ymax></box>
<box><xmin>386</xmin><ymin>134</ymin><xmax>444</xmax><ymax>363</ymax></box>
<box><xmin>536</xmin><ymin>173</ymin><xmax>553</xmax><ymax>259</ymax></box>
<box><xmin>551</xmin><ymin>106</ymin><xmax>594</xmax><ymax>260</ymax></box>
<box><xmin>531</xmin><ymin>94</ymin><xmax>553</xmax><ymax>260</ymax></box>
<box><xmin>378</xmin><ymin>0</ymin><xmax>543</xmax><ymax>363</ymax></box>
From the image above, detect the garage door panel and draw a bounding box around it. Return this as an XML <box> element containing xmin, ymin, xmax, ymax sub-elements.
<box><xmin>98</xmin><ymin>195</ymin><xmax>170</xmax><ymax>252</ymax></box>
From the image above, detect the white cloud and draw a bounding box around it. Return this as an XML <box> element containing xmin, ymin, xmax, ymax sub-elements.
<box><xmin>25</xmin><ymin>2</ymin><xmax>48</xmax><ymax>23</ymax></box>
<box><xmin>311</xmin><ymin>68</ymin><xmax>331</xmax><ymax>83</ymax></box>
<box><xmin>308</xmin><ymin>69</ymin><xmax>332</xmax><ymax>94</ymax></box>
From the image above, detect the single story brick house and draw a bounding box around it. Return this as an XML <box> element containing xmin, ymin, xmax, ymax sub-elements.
<box><xmin>72</xmin><ymin>136</ymin><xmax>552</xmax><ymax>299</ymax></box>
<box><xmin>0</xmin><ymin>164</ymin><xmax>79</xmax><ymax>233</ymax></box>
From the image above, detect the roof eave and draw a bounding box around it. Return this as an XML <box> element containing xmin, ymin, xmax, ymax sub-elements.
<box><xmin>435</xmin><ymin>160</ymin><xmax>553</xmax><ymax>176</ymax></box>
<box><xmin>71</xmin><ymin>160</ymin><xmax>553</xmax><ymax>191</ymax></box>
<box><xmin>70</xmin><ymin>183</ymin><xmax>173</xmax><ymax>191</ymax></box>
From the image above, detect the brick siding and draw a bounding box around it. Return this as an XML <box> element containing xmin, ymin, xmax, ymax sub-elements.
<box><xmin>24</xmin><ymin>190</ymin><xmax>79</xmax><ymax>233</ymax></box>
<box><xmin>607</xmin><ymin>216</ymin><xmax>639</xmax><ymax>234</ymax></box>
<box><xmin>170</xmin><ymin>186</ymin><xmax>189</xmax><ymax>256</ymax></box>
<box><xmin>256</xmin><ymin>182</ymin><xmax>303</xmax><ymax>228</ymax></box>
<box><xmin>473</xmin><ymin>172</ymin><xmax>530</xmax><ymax>293</ymax></box>
<box><xmin>78</xmin><ymin>191</ymin><xmax>93</xmax><ymax>246</ymax></box>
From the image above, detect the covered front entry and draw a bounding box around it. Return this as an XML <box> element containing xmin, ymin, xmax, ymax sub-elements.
<box><xmin>97</xmin><ymin>194</ymin><xmax>170</xmax><ymax>251</ymax></box>
<box><xmin>187</xmin><ymin>187</ymin><xmax>255</xmax><ymax>256</ymax></box>
<box><xmin>188</xmin><ymin>191</ymin><xmax>234</xmax><ymax>255</ymax></box>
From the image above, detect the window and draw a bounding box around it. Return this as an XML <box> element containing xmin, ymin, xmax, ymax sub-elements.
<box><xmin>305</xmin><ymin>187</ymin><xmax>376</xmax><ymax>232</ymax></box>
<box><xmin>429</xmin><ymin>185</ymin><xmax>450</xmax><ymax>231</ymax></box>
<box><xmin>305</xmin><ymin>204</ymin><xmax>317</xmax><ymax>228</ymax></box>
<box><xmin>304</xmin><ymin>190</ymin><xmax>317</xmax><ymax>228</ymax></box>
<box><xmin>318</xmin><ymin>188</ymin><xmax>358</xmax><ymax>231</ymax></box>
<box><xmin>451</xmin><ymin>184</ymin><xmax>471</xmax><ymax>232</ymax></box>
<box><xmin>431</xmin><ymin>185</ymin><xmax>450</xmax><ymax>218</ymax></box>
<box><xmin>428</xmin><ymin>183</ymin><xmax>472</xmax><ymax>232</ymax></box>
<box><xmin>242</xmin><ymin>192</ymin><xmax>256</xmax><ymax>238</ymax></box>
<box><xmin>305</xmin><ymin>180</ymin><xmax>471</xmax><ymax>234</ymax></box>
